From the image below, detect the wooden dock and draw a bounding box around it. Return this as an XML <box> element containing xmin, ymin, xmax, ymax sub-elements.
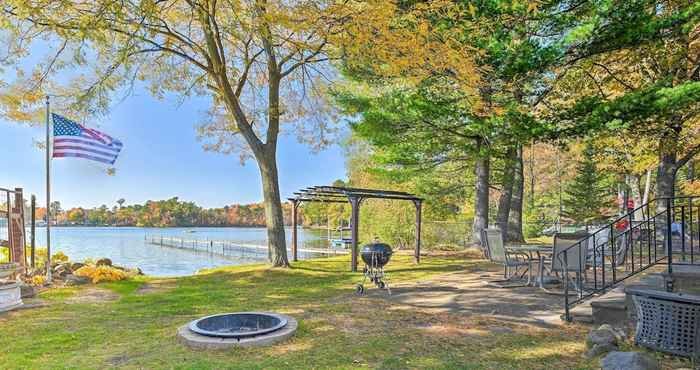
<box><xmin>145</xmin><ymin>234</ymin><xmax>348</xmax><ymax>260</ymax></box>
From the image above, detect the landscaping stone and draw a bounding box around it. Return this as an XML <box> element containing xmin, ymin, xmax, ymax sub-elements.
<box><xmin>587</xmin><ymin>325</ymin><xmax>619</xmax><ymax>348</ymax></box>
<box><xmin>19</xmin><ymin>283</ymin><xmax>36</xmax><ymax>298</ymax></box>
<box><xmin>584</xmin><ymin>343</ymin><xmax>617</xmax><ymax>359</ymax></box>
<box><xmin>600</xmin><ymin>352</ymin><xmax>660</xmax><ymax>370</ymax></box>
<box><xmin>96</xmin><ymin>258</ymin><xmax>112</xmax><ymax>267</ymax></box>
<box><xmin>64</xmin><ymin>274</ymin><xmax>90</xmax><ymax>286</ymax></box>
<box><xmin>53</xmin><ymin>263</ymin><xmax>72</xmax><ymax>278</ymax></box>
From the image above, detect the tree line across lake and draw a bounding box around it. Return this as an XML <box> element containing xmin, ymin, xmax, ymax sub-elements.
<box><xmin>38</xmin><ymin>198</ymin><xmax>300</xmax><ymax>228</ymax></box>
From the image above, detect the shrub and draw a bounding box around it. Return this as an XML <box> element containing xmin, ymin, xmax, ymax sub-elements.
<box><xmin>74</xmin><ymin>265</ymin><xmax>127</xmax><ymax>284</ymax></box>
<box><xmin>52</xmin><ymin>251</ymin><xmax>69</xmax><ymax>264</ymax></box>
<box><xmin>31</xmin><ymin>275</ymin><xmax>47</xmax><ymax>286</ymax></box>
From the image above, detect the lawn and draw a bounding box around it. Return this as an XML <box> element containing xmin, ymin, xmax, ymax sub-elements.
<box><xmin>0</xmin><ymin>252</ymin><xmax>593</xmax><ymax>369</ymax></box>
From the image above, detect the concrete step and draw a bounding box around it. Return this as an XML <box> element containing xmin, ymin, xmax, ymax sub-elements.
<box><xmin>590</xmin><ymin>286</ymin><xmax>627</xmax><ymax>325</ymax></box>
<box><xmin>569</xmin><ymin>303</ymin><xmax>594</xmax><ymax>324</ymax></box>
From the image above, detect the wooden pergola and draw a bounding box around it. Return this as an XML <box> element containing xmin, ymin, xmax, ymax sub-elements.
<box><xmin>288</xmin><ymin>186</ymin><xmax>423</xmax><ymax>272</ymax></box>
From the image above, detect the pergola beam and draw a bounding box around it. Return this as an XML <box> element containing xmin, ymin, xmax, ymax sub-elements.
<box><xmin>289</xmin><ymin>185</ymin><xmax>423</xmax><ymax>272</ymax></box>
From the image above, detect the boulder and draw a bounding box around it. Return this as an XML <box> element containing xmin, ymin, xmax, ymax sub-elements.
<box><xmin>64</xmin><ymin>274</ymin><xmax>90</xmax><ymax>286</ymax></box>
<box><xmin>587</xmin><ymin>325</ymin><xmax>619</xmax><ymax>348</ymax></box>
<box><xmin>52</xmin><ymin>263</ymin><xmax>72</xmax><ymax>278</ymax></box>
<box><xmin>600</xmin><ymin>352</ymin><xmax>660</xmax><ymax>370</ymax></box>
<box><xmin>584</xmin><ymin>343</ymin><xmax>617</xmax><ymax>359</ymax></box>
<box><xmin>19</xmin><ymin>283</ymin><xmax>36</xmax><ymax>298</ymax></box>
<box><xmin>69</xmin><ymin>262</ymin><xmax>85</xmax><ymax>272</ymax></box>
<box><xmin>96</xmin><ymin>258</ymin><xmax>112</xmax><ymax>267</ymax></box>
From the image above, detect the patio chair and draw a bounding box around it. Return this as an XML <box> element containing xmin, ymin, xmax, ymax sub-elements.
<box><xmin>588</xmin><ymin>227</ymin><xmax>632</xmax><ymax>271</ymax></box>
<box><xmin>481</xmin><ymin>228</ymin><xmax>534</xmax><ymax>288</ymax></box>
<box><xmin>547</xmin><ymin>232</ymin><xmax>589</xmax><ymax>294</ymax></box>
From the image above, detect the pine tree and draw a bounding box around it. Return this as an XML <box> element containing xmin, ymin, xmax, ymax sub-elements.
<box><xmin>562</xmin><ymin>145</ymin><xmax>609</xmax><ymax>226</ymax></box>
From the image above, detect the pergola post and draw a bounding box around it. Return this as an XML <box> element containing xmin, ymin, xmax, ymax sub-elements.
<box><xmin>291</xmin><ymin>200</ymin><xmax>299</xmax><ymax>262</ymax></box>
<box><xmin>414</xmin><ymin>199</ymin><xmax>422</xmax><ymax>264</ymax></box>
<box><xmin>289</xmin><ymin>186</ymin><xmax>422</xmax><ymax>272</ymax></box>
<box><xmin>349</xmin><ymin>196</ymin><xmax>361</xmax><ymax>272</ymax></box>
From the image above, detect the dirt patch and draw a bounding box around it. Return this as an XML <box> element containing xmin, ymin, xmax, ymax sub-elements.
<box><xmin>105</xmin><ymin>354</ymin><xmax>131</xmax><ymax>367</ymax></box>
<box><xmin>135</xmin><ymin>279</ymin><xmax>176</xmax><ymax>295</ymax></box>
<box><xmin>65</xmin><ymin>287</ymin><xmax>120</xmax><ymax>304</ymax></box>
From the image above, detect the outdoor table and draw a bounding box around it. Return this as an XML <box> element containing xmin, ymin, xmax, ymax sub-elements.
<box><xmin>506</xmin><ymin>244</ymin><xmax>552</xmax><ymax>289</ymax></box>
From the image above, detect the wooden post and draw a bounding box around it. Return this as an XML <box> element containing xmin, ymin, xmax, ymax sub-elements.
<box><xmin>414</xmin><ymin>199</ymin><xmax>422</xmax><ymax>264</ymax></box>
<box><xmin>31</xmin><ymin>195</ymin><xmax>36</xmax><ymax>268</ymax></box>
<box><xmin>349</xmin><ymin>196</ymin><xmax>361</xmax><ymax>272</ymax></box>
<box><xmin>291</xmin><ymin>200</ymin><xmax>299</xmax><ymax>262</ymax></box>
<box><xmin>10</xmin><ymin>188</ymin><xmax>26</xmax><ymax>266</ymax></box>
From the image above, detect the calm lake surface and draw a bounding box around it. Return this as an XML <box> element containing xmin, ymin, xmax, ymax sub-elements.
<box><xmin>33</xmin><ymin>226</ymin><xmax>325</xmax><ymax>276</ymax></box>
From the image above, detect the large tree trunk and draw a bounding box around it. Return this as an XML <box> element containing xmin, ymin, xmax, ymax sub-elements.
<box><xmin>496</xmin><ymin>147</ymin><xmax>517</xmax><ymax>241</ymax></box>
<box><xmin>656</xmin><ymin>145</ymin><xmax>678</xmax><ymax>214</ymax></box>
<box><xmin>507</xmin><ymin>146</ymin><xmax>525</xmax><ymax>243</ymax></box>
<box><xmin>258</xmin><ymin>148</ymin><xmax>289</xmax><ymax>267</ymax></box>
<box><xmin>472</xmin><ymin>138</ymin><xmax>490</xmax><ymax>246</ymax></box>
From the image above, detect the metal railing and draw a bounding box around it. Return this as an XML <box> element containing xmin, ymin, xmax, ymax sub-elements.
<box><xmin>561</xmin><ymin>196</ymin><xmax>700</xmax><ymax>321</ymax></box>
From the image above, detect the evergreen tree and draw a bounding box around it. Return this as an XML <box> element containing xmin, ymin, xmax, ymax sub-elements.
<box><xmin>562</xmin><ymin>145</ymin><xmax>609</xmax><ymax>226</ymax></box>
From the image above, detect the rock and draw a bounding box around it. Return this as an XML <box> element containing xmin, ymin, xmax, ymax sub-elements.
<box><xmin>587</xmin><ymin>325</ymin><xmax>619</xmax><ymax>348</ymax></box>
<box><xmin>64</xmin><ymin>274</ymin><xmax>90</xmax><ymax>286</ymax></box>
<box><xmin>19</xmin><ymin>283</ymin><xmax>36</xmax><ymax>298</ymax></box>
<box><xmin>601</xmin><ymin>352</ymin><xmax>660</xmax><ymax>370</ymax></box>
<box><xmin>52</xmin><ymin>263</ymin><xmax>72</xmax><ymax>278</ymax></box>
<box><xmin>583</xmin><ymin>343</ymin><xmax>617</xmax><ymax>359</ymax></box>
<box><xmin>598</xmin><ymin>324</ymin><xmax>627</xmax><ymax>342</ymax></box>
<box><xmin>96</xmin><ymin>258</ymin><xmax>112</xmax><ymax>267</ymax></box>
<box><xmin>69</xmin><ymin>262</ymin><xmax>85</xmax><ymax>272</ymax></box>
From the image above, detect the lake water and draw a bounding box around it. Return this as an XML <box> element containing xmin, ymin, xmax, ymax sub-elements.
<box><xmin>32</xmin><ymin>227</ymin><xmax>326</xmax><ymax>276</ymax></box>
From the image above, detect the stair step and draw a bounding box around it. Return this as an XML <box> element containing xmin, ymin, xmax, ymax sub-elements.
<box><xmin>590</xmin><ymin>286</ymin><xmax>626</xmax><ymax>310</ymax></box>
<box><xmin>569</xmin><ymin>304</ymin><xmax>594</xmax><ymax>323</ymax></box>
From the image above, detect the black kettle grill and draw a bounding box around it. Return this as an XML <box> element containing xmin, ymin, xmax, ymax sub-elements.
<box><xmin>360</xmin><ymin>242</ymin><xmax>393</xmax><ymax>268</ymax></box>
<box><xmin>356</xmin><ymin>242</ymin><xmax>393</xmax><ymax>295</ymax></box>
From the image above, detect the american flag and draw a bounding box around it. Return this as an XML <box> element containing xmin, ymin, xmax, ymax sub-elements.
<box><xmin>52</xmin><ymin>113</ymin><xmax>123</xmax><ymax>165</ymax></box>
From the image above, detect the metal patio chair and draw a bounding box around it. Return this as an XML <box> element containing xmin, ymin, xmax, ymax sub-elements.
<box><xmin>481</xmin><ymin>228</ymin><xmax>534</xmax><ymax>288</ymax></box>
<box><xmin>547</xmin><ymin>232</ymin><xmax>589</xmax><ymax>294</ymax></box>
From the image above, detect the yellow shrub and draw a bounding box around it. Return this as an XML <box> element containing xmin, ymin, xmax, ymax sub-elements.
<box><xmin>31</xmin><ymin>275</ymin><xmax>46</xmax><ymax>286</ymax></box>
<box><xmin>52</xmin><ymin>251</ymin><xmax>69</xmax><ymax>263</ymax></box>
<box><xmin>74</xmin><ymin>265</ymin><xmax>127</xmax><ymax>284</ymax></box>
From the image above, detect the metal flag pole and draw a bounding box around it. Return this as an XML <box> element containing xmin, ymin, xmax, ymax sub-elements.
<box><xmin>45</xmin><ymin>96</ymin><xmax>52</xmax><ymax>281</ymax></box>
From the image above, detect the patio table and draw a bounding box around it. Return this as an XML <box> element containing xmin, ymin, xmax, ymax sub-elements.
<box><xmin>506</xmin><ymin>245</ymin><xmax>552</xmax><ymax>289</ymax></box>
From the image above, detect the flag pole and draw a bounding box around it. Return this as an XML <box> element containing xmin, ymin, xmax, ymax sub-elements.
<box><xmin>45</xmin><ymin>96</ymin><xmax>52</xmax><ymax>281</ymax></box>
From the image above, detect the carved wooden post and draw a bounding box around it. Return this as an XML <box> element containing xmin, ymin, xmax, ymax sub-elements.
<box><xmin>10</xmin><ymin>188</ymin><xmax>26</xmax><ymax>266</ymax></box>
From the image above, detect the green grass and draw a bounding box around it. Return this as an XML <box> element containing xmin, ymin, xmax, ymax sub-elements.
<box><xmin>0</xmin><ymin>253</ymin><xmax>594</xmax><ymax>369</ymax></box>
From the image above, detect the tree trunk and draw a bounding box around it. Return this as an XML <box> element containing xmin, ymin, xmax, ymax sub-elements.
<box><xmin>472</xmin><ymin>138</ymin><xmax>490</xmax><ymax>246</ymax></box>
<box><xmin>496</xmin><ymin>147</ymin><xmax>517</xmax><ymax>241</ymax></box>
<box><xmin>258</xmin><ymin>148</ymin><xmax>290</xmax><ymax>267</ymax></box>
<box><xmin>656</xmin><ymin>147</ymin><xmax>677</xmax><ymax>214</ymax></box>
<box><xmin>507</xmin><ymin>146</ymin><xmax>525</xmax><ymax>243</ymax></box>
<box><xmin>642</xmin><ymin>169</ymin><xmax>652</xmax><ymax>204</ymax></box>
<box><xmin>629</xmin><ymin>174</ymin><xmax>643</xmax><ymax>220</ymax></box>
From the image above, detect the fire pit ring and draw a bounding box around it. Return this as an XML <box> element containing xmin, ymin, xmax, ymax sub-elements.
<box><xmin>177</xmin><ymin>312</ymin><xmax>297</xmax><ymax>349</ymax></box>
<box><xmin>188</xmin><ymin>312</ymin><xmax>288</xmax><ymax>338</ymax></box>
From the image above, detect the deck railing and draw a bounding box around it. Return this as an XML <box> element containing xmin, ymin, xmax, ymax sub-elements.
<box><xmin>560</xmin><ymin>196</ymin><xmax>700</xmax><ymax>321</ymax></box>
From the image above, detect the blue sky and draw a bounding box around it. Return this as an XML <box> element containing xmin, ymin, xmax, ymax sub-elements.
<box><xmin>1</xmin><ymin>91</ymin><xmax>348</xmax><ymax>209</ymax></box>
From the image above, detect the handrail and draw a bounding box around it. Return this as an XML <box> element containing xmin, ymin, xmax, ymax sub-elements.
<box><xmin>559</xmin><ymin>195</ymin><xmax>700</xmax><ymax>321</ymax></box>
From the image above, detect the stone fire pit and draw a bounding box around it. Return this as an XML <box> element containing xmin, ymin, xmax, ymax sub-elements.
<box><xmin>177</xmin><ymin>312</ymin><xmax>297</xmax><ymax>349</ymax></box>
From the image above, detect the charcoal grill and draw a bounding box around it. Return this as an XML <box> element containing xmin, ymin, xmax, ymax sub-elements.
<box><xmin>356</xmin><ymin>242</ymin><xmax>393</xmax><ymax>295</ymax></box>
